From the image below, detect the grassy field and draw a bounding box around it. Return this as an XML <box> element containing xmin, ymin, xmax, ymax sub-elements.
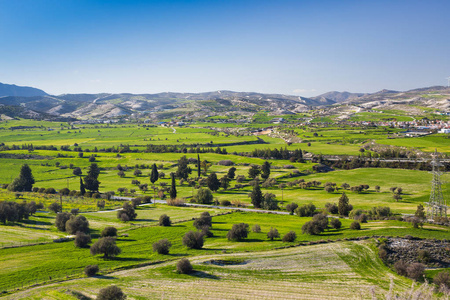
<box><xmin>2</xmin><ymin>240</ymin><xmax>415</xmax><ymax>299</ymax></box>
<box><xmin>1</xmin><ymin>118</ymin><xmax>449</xmax><ymax>298</ymax></box>
<box><xmin>0</xmin><ymin>209</ymin><xmax>448</xmax><ymax>293</ymax></box>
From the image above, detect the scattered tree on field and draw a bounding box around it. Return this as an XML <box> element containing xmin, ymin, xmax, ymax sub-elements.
<box><xmin>73</xmin><ymin>167</ymin><xmax>82</xmax><ymax>177</ymax></box>
<box><xmin>84</xmin><ymin>163</ymin><xmax>100</xmax><ymax>192</ymax></box>
<box><xmin>249</xmin><ymin>181</ymin><xmax>263</xmax><ymax>208</ymax></box>
<box><xmin>295</xmin><ymin>203</ymin><xmax>316</xmax><ymax>217</ymax></box>
<box><xmin>117</xmin><ymin>202</ymin><xmax>136</xmax><ymax>222</ymax></box>
<box><xmin>84</xmin><ymin>265</ymin><xmax>99</xmax><ymax>277</ymax></box>
<box><xmin>55</xmin><ymin>212</ymin><xmax>71</xmax><ymax>231</ymax></box>
<box><xmin>261</xmin><ymin>161</ymin><xmax>271</xmax><ymax>180</ymax></box>
<box><xmin>170</xmin><ymin>173</ymin><xmax>177</xmax><ymax>200</ymax></box>
<box><xmin>49</xmin><ymin>202</ymin><xmax>62</xmax><ymax>213</ymax></box>
<box><xmin>338</xmin><ymin>192</ymin><xmax>351</xmax><ymax>216</ymax></box>
<box><xmin>90</xmin><ymin>237</ymin><xmax>121</xmax><ymax>258</ymax></box>
<box><xmin>8</xmin><ymin>164</ymin><xmax>35</xmax><ymax>192</ymax></box>
<box><xmin>227</xmin><ymin>167</ymin><xmax>236</xmax><ymax>180</ymax></box>
<box><xmin>252</xmin><ymin>224</ymin><xmax>261</xmax><ymax>233</ymax></box>
<box><xmin>227</xmin><ymin>223</ymin><xmax>249</xmax><ymax>241</ymax></box>
<box><xmin>282</xmin><ymin>231</ymin><xmax>296</xmax><ymax>242</ymax></box>
<box><xmin>248</xmin><ymin>165</ymin><xmax>261</xmax><ymax>179</ymax></box>
<box><xmin>207</xmin><ymin>172</ymin><xmax>221</xmax><ymax>192</ymax></box>
<box><xmin>153</xmin><ymin>238</ymin><xmax>172</xmax><ymax>254</ymax></box>
<box><xmin>66</xmin><ymin>215</ymin><xmax>90</xmax><ymax>234</ymax></box>
<box><xmin>97</xmin><ymin>285</ymin><xmax>126</xmax><ymax>300</ymax></box>
<box><xmin>192</xmin><ymin>187</ymin><xmax>214</xmax><ymax>204</ymax></box>
<box><xmin>74</xmin><ymin>231</ymin><xmax>91</xmax><ymax>248</ymax></box>
<box><xmin>159</xmin><ymin>214</ymin><xmax>172</xmax><ymax>226</ymax></box>
<box><xmin>267</xmin><ymin>227</ymin><xmax>279</xmax><ymax>240</ymax></box>
<box><xmin>101</xmin><ymin>226</ymin><xmax>117</xmax><ymax>237</ymax></box>
<box><xmin>286</xmin><ymin>203</ymin><xmax>298</xmax><ymax>214</ymax></box>
<box><xmin>175</xmin><ymin>155</ymin><xmax>191</xmax><ymax>179</ymax></box>
<box><xmin>330</xmin><ymin>218</ymin><xmax>342</xmax><ymax>229</ymax></box>
<box><xmin>182</xmin><ymin>231</ymin><xmax>204</xmax><ymax>249</ymax></box>
<box><xmin>177</xmin><ymin>258</ymin><xmax>193</xmax><ymax>274</ymax></box>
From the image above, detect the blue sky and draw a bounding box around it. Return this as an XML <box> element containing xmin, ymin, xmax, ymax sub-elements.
<box><xmin>0</xmin><ymin>0</ymin><xmax>449</xmax><ymax>96</ymax></box>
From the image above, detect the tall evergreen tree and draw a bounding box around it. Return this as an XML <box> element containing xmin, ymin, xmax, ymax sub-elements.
<box><xmin>8</xmin><ymin>164</ymin><xmax>35</xmax><ymax>192</ymax></box>
<box><xmin>150</xmin><ymin>163</ymin><xmax>159</xmax><ymax>184</ymax></box>
<box><xmin>84</xmin><ymin>163</ymin><xmax>100</xmax><ymax>192</ymax></box>
<box><xmin>197</xmin><ymin>154</ymin><xmax>201</xmax><ymax>178</ymax></box>
<box><xmin>80</xmin><ymin>177</ymin><xmax>86</xmax><ymax>195</ymax></box>
<box><xmin>248</xmin><ymin>165</ymin><xmax>261</xmax><ymax>179</ymax></box>
<box><xmin>207</xmin><ymin>172</ymin><xmax>221</xmax><ymax>192</ymax></box>
<box><xmin>261</xmin><ymin>161</ymin><xmax>271</xmax><ymax>180</ymax></box>
<box><xmin>249</xmin><ymin>181</ymin><xmax>263</xmax><ymax>208</ymax></box>
<box><xmin>338</xmin><ymin>192</ymin><xmax>351</xmax><ymax>216</ymax></box>
<box><xmin>169</xmin><ymin>172</ymin><xmax>177</xmax><ymax>200</ymax></box>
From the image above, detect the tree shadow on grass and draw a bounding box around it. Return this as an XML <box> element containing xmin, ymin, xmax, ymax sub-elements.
<box><xmin>236</xmin><ymin>238</ymin><xmax>263</xmax><ymax>243</ymax></box>
<box><xmin>94</xmin><ymin>275</ymin><xmax>116</xmax><ymax>280</ymax></box>
<box><xmin>167</xmin><ymin>253</ymin><xmax>187</xmax><ymax>257</ymax></box>
<box><xmin>116</xmin><ymin>238</ymin><xmax>137</xmax><ymax>242</ymax></box>
<box><xmin>132</xmin><ymin>219</ymin><xmax>156</xmax><ymax>223</ymax></box>
<box><xmin>189</xmin><ymin>270</ymin><xmax>220</xmax><ymax>280</ymax></box>
<box><xmin>108</xmin><ymin>257</ymin><xmax>147</xmax><ymax>262</ymax></box>
<box><xmin>20</xmin><ymin>219</ymin><xmax>52</xmax><ymax>226</ymax></box>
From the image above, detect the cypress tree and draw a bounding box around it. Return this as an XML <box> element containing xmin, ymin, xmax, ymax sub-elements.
<box><xmin>84</xmin><ymin>163</ymin><xmax>100</xmax><ymax>192</ymax></box>
<box><xmin>80</xmin><ymin>177</ymin><xmax>86</xmax><ymax>195</ymax></box>
<box><xmin>150</xmin><ymin>163</ymin><xmax>159</xmax><ymax>184</ymax></box>
<box><xmin>197</xmin><ymin>154</ymin><xmax>201</xmax><ymax>178</ymax></box>
<box><xmin>8</xmin><ymin>164</ymin><xmax>35</xmax><ymax>192</ymax></box>
<box><xmin>250</xmin><ymin>181</ymin><xmax>263</xmax><ymax>208</ymax></box>
<box><xmin>338</xmin><ymin>192</ymin><xmax>350</xmax><ymax>216</ymax></box>
<box><xmin>170</xmin><ymin>173</ymin><xmax>177</xmax><ymax>200</ymax></box>
<box><xmin>261</xmin><ymin>161</ymin><xmax>271</xmax><ymax>180</ymax></box>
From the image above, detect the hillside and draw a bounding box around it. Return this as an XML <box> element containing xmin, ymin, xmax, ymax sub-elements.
<box><xmin>0</xmin><ymin>82</ymin><xmax>48</xmax><ymax>97</ymax></box>
<box><xmin>0</xmin><ymin>82</ymin><xmax>449</xmax><ymax>121</ymax></box>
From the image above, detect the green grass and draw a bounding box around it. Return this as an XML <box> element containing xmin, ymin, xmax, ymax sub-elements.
<box><xmin>0</xmin><ymin>210</ymin><xmax>448</xmax><ymax>292</ymax></box>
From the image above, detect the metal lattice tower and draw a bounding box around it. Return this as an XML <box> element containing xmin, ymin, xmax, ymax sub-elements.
<box><xmin>425</xmin><ymin>149</ymin><xmax>447</xmax><ymax>220</ymax></box>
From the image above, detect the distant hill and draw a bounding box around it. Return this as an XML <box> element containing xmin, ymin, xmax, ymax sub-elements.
<box><xmin>312</xmin><ymin>91</ymin><xmax>366</xmax><ymax>103</ymax></box>
<box><xmin>0</xmin><ymin>82</ymin><xmax>48</xmax><ymax>97</ymax></box>
<box><xmin>0</xmin><ymin>82</ymin><xmax>449</xmax><ymax>121</ymax></box>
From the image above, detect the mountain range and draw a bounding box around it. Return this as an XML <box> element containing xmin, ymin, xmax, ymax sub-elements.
<box><xmin>0</xmin><ymin>82</ymin><xmax>449</xmax><ymax>120</ymax></box>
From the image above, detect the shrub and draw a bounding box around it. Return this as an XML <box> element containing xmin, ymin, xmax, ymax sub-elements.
<box><xmin>177</xmin><ymin>258</ymin><xmax>193</xmax><ymax>274</ymax></box>
<box><xmin>90</xmin><ymin>237</ymin><xmax>121</xmax><ymax>258</ymax></box>
<box><xmin>252</xmin><ymin>224</ymin><xmax>261</xmax><ymax>233</ymax></box>
<box><xmin>359</xmin><ymin>214</ymin><xmax>368</xmax><ymax>223</ymax></box>
<box><xmin>117</xmin><ymin>202</ymin><xmax>136</xmax><ymax>222</ymax></box>
<box><xmin>74</xmin><ymin>231</ymin><xmax>91</xmax><ymax>248</ymax></box>
<box><xmin>66</xmin><ymin>215</ymin><xmax>90</xmax><ymax>234</ymax></box>
<box><xmin>45</xmin><ymin>188</ymin><xmax>56</xmax><ymax>194</ymax></box>
<box><xmin>417</xmin><ymin>250</ymin><xmax>430</xmax><ymax>263</ymax></box>
<box><xmin>193</xmin><ymin>187</ymin><xmax>213</xmax><ymax>204</ymax></box>
<box><xmin>295</xmin><ymin>203</ymin><xmax>316</xmax><ymax>217</ymax></box>
<box><xmin>159</xmin><ymin>214</ymin><xmax>172</xmax><ymax>226</ymax></box>
<box><xmin>330</xmin><ymin>218</ymin><xmax>342</xmax><ymax>229</ymax></box>
<box><xmin>218</xmin><ymin>160</ymin><xmax>234</xmax><ymax>166</ymax></box>
<box><xmin>97</xmin><ymin>200</ymin><xmax>106</xmax><ymax>210</ymax></box>
<box><xmin>267</xmin><ymin>227</ymin><xmax>279</xmax><ymax>241</ymax></box>
<box><xmin>84</xmin><ymin>265</ymin><xmax>99</xmax><ymax>277</ymax></box>
<box><xmin>131</xmin><ymin>198</ymin><xmax>141</xmax><ymax>208</ymax></box>
<box><xmin>193</xmin><ymin>212</ymin><xmax>212</xmax><ymax>230</ymax></box>
<box><xmin>302</xmin><ymin>214</ymin><xmax>329</xmax><ymax>235</ymax></box>
<box><xmin>59</xmin><ymin>188</ymin><xmax>70</xmax><ymax>196</ymax></box>
<box><xmin>101</xmin><ymin>226</ymin><xmax>118</xmax><ymax>237</ymax></box>
<box><xmin>394</xmin><ymin>260</ymin><xmax>408</xmax><ymax>276</ymax></box>
<box><xmin>97</xmin><ymin>285</ymin><xmax>126</xmax><ymax>300</ymax></box>
<box><xmin>48</xmin><ymin>202</ymin><xmax>62</xmax><ymax>213</ymax></box>
<box><xmin>286</xmin><ymin>202</ymin><xmax>298</xmax><ymax>214</ymax></box>
<box><xmin>201</xmin><ymin>226</ymin><xmax>213</xmax><ymax>237</ymax></box>
<box><xmin>227</xmin><ymin>223</ymin><xmax>249</xmax><ymax>241</ymax></box>
<box><xmin>55</xmin><ymin>212</ymin><xmax>71</xmax><ymax>231</ymax></box>
<box><xmin>407</xmin><ymin>263</ymin><xmax>425</xmax><ymax>281</ymax></box>
<box><xmin>325</xmin><ymin>203</ymin><xmax>338</xmax><ymax>214</ymax></box>
<box><xmin>282</xmin><ymin>231</ymin><xmax>297</xmax><ymax>242</ymax></box>
<box><xmin>153</xmin><ymin>238</ymin><xmax>172</xmax><ymax>254</ymax></box>
<box><xmin>433</xmin><ymin>271</ymin><xmax>450</xmax><ymax>291</ymax></box>
<box><xmin>70</xmin><ymin>208</ymin><xmax>79</xmax><ymax>215</ymax></box>
<box><xmin>220</xmin><ymin>200</ymin><xmax>231</xmax><ymax>206</ymax></box>
<box><xmin>182</xmin><ymin>231</ymin><xmax>204</xmax><ymax>249</ymax></box>
<box><xmin>350</xmin><ymin>221</ymin><xmax>361</xmax><ymax>230</ymax></box>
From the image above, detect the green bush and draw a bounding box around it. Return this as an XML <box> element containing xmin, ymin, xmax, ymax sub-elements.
<box><xmin>84</xmin><ymin>264</ymin><xmax>99</xmax><ymax>277</ymax></box>
<box><xmin>152</xmin><ymin>238</ymin><xmax>172</xmax><ymax>254</ymax></box>
<box><xmin>97</xmin><ymin>285</ymin><xmax>126</xmax><ymax>300</ymax></box>
<box><xmin>227</xmin><ymin>223</ymin><xmax>249</xmax><ymax>241</ymax></box>
<box><xmin>182</xmin><ymin>231</ymin><xmax>204</xmax><ymax>249</ymax></box>
<box><xmin>74</xmin><ymin>231</ymin><xmax>91</xmax><ymax>248</ymax></box>
<box><xmin>282</xmin><ymin>231</ymin><xmax>296</xmax><ymax>242</ymax></box>
<box><xmin>101</xmin><ymin>226</ymin><xmax>118</xmax><ymax>237</ymax></box>
<box><xmin>177</xmin><ymin>258</ymin><xmax>193</xmax><ymax>274</ymax></box>
<box><xmin>55</xmin><ymin>212</ymin><xmax>71</xmax><ymax>231</ymax></box>
<box><xmin>159</xmin><ymin>214</ymin><xmax>172</xmax><ymax>226</ymax></box>
<box><xmin>350</xmin><ymin>221</ymin><xmax>361</xmax><ymax>230</ymax></box>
